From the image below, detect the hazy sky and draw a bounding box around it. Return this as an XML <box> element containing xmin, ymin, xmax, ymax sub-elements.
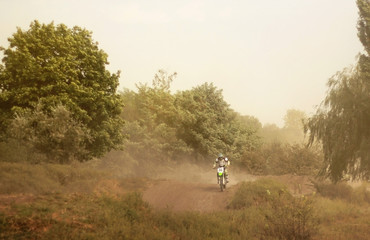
<box><xmin>0</xmin><ymin>0</ymin><xmax>363</xmax><ymax>126</ymax></box>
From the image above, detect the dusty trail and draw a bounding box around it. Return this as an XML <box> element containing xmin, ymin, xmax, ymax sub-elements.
<box><xmin>143</xmin><ymin>180</ymin><xmax>235</xmax><ymax>212</ymax></box>
<box><xmin>0</xmin><ymin>161</ymin><xmax>314</xmax><ymax>214</ymax></box>
<box><xmin>141</xmin><ymin>163</ymin><xmax>315</xmax><ymax>212</ymax></box>
<box><xmin>141</xmin><ymin>164</ymin><xmax>256</xmax><ymax>212</ymax></box>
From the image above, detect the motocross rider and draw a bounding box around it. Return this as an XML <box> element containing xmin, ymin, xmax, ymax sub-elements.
<box><xmin>213</xmin><ymin>153</ymin><xmax>230</xmax><ymax>183</ymax></box>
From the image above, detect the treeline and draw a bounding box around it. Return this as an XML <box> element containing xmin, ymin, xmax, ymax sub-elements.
<box><xmin>117</xmin><ymin>70</ymin><xmax>322</xmax><ymax>175</ymax></box>
<box><xmin>121</xmin><ymin>70</ymin><xmax>260</xmax><ymax>163</ymax></box>
<box><xmin>0</xmin><ymin>20</ymin><xmax>323</xmax><ymax>176</ymax></box>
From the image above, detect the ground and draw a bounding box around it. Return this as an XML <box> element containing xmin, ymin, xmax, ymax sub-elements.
<box><xmin>142</xmin><ymin>164</ymin><xmax>315</xmax><ymax>212</ymax></box>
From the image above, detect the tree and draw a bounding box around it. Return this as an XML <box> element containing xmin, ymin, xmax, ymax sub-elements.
<box><xmin>173</xmin><ymin>83</ymin><xmax>233</xmax><ymax>159</ymax></box>
<box><xmin>305</xmin><ymin>0</ymin><xmax>370</xmax><ymax>181</ymax></box>
<box><xmin>9</xmin><ymin>103</ymin><xmax>91</xmax><ymax>163</ymax></box>
<box><xmin>259</xmin><ymin>123</ymin><xmax>283</xmax><ymax>143</ymax></box>
<box><xmin>282</xmin><ymin>109</ymin><xmax>307</xmax><ymax>144</ymax></box>
<box><xmin>283</xmin><ymin>109</ymin><xmax>306</xmax><ymax>130</ymax></box>
<box><xmin>120</xmin><ymin>70</ymin><xmax>191</xmax><ymax>162</ymax></box>
<box><xmin>237</xmin><ymin>115</ymin><xmax>262</xmax><ymax>133</ymax></box>
<box><xmin>174</xmin><ymin>83</ymin><xmax>261</xmax><ymax>161</ymax></box>
<box><xmin>0</xmin><ymin>20</ymin><xmax>124</xmax><ymax>161</ymax></box>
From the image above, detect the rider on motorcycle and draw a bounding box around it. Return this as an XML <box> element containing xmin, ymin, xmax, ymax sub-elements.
<box><xmin>213</xmin><ymin>153</ymin><xmax>230</xmax><ymax>183</ymax></box>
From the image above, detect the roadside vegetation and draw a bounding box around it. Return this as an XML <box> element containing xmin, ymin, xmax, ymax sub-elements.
<box><xmin>1</xmin><ymin>165</ymin><xmax>369</xmax><ymax>239</ymax></box>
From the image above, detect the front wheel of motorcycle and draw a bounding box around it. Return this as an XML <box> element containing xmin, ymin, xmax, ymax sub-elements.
<box><xmin>220</xmin><ymin>177</ymin><xmax>224</xmax><ymax>192</ymax></box>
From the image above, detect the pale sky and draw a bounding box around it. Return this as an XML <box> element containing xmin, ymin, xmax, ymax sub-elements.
<box><xmin>0</xmin><ymin>0</ymin><xmax>363</xmax><ymax>127</ymax></box>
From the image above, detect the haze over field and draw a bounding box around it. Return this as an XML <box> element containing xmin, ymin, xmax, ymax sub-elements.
<box><xmin>0</xmin><ymin>0</ymin><xmax>363</xmax><ymax>126</ymax></box>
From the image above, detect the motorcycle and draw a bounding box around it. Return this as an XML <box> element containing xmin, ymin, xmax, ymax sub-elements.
<box><xmin>217</xmin><ymin>166</ymin><xmax>227</xmax><ymax>192</ymax></box>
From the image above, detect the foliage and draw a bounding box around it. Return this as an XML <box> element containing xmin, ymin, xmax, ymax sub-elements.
<box><xmin>228</xmin><ymin>179</ymin><xmax>318</xmax><ymax>239</ymax></box>
<box><xmin>0</xmin><ymin>161</ymin><xmax>107</xmax><ymax>194</ymax></box>
<box><xmin>258</xmin><ymin>123</ymin><xmax>283</xmax><ymax>143</ymax></box>
<box><xmin>313</xmin><ymin>181</ymin><xmax>370</xmax><ymax>204</ymax></box>
<box><xmin>263</xmin><ymin>195</ymin><xmax>318</xmax><ymax>240</ymax></box>
<box><xmin>305</xmin><ymin>1</ymin><xmax>370</xmax><ymax>182</ymax></box>
<box><xmin>259</xmin><ymin>109</ymin><xmax>307</xmax><ymax>144</ymax></box>
<box><xmin>0</xmin><ymin>20</ymin><xmax>124</xmax><ymax>161</ymax></box>
<box><xmin>7</xmin><ymin>103</ymin><xmax>91</xmax><ymax>163</ymax></box>
<box><xmin>174</xmin><ymin>82</ymin><xmax>261</xmax><ymax>161</ymax></box>
<box><xmin>306</xmin><ymin>65</ymin><xmax>370</xmax><ymax>181</ymax></box>
<box><xmin>282</xmin><ymin>109</ymin><xmax>307</xmax><ymax>144</ymax></box>
<box><xmin>284</xmin><ymin>109</ymin><xmax>307</xmax><ymax>130</ymax></box>
<box><xmin>240</xmin><ymin>142</ymin><xmax>323</xmax><ymax>176</ymax></box>
<box><xmin>120</xmin><ymin>70</ymin><xmax>192</xmax><ymax>163</ymax></box>
<box><xmin>228</xmin><ymin>179</ymin><xmax>289</xmax><ymax>209</ymax></box>
<box><xmin>121</xmin><ymin>71</ymin><xmax>261</xmax><ymax>164</ymax></box>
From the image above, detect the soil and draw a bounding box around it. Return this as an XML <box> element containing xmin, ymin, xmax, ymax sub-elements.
<box><xmin>0</xmin><ymin>163</ymin><xmax>316</xmax><ymax>213</ymax></box>
<box><xmin>141</xmin><ymin>164</ymin><xmax>315</xmax><ymax>212</ymax></box>
<box><xmin>143</xmin><ymin>179</ymin><xmax>236</xmax><ymax>212</ymax></box>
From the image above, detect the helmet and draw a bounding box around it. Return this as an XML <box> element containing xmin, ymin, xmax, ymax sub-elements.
<box><xmin>218</xmin><ymin>153</ymin><xmax>224</xmax><ymax>158</ymax></box>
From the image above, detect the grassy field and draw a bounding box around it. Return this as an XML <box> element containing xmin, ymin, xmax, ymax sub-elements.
<box><xmin>0</xmin><ymin>162</ymin><xmax>369</xmax><ymax>239</ymax></box>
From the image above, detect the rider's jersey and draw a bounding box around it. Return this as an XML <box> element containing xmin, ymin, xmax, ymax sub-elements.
<box><xmin>215</xmin><ymin>157</ymin><xmax>229</xmax><ymax>167</ymax></box>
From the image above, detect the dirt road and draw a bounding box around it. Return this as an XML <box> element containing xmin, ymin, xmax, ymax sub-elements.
<box><xmin>142</xmin><ymin>164</ymin><xmax>314</xmax><ymax>212</ymax></box>
<box><xmin>141</xmin><ymin>164</ymin><xmax>257</xmax><ymax>212</ymax></box>
<box><xmin>143</xmin><ymin>180</ymin><xmax>235</xmax><ymax>212</ymax></box>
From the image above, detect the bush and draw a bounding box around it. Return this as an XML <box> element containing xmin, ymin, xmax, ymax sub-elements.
<box><xmin>228</xmin><ymin>179</ymin><xmax>318</xmax><ymax>239</ymax></box>
<box><xmin>314</xmin><ymin>181</ymin><xmax>370</xmax><ymax>204</ymax></box>
<box><xmin>262</xmin><ymin>194</ymin><xmax>318</xmax><ymax>239</ymax></box>
<box><xmin>0</xmin><ymin>162</ymin><xmax>106</xmax><ymax>194</ymax></box>
<box><xmin>239</xmin><ymin>143</ymin><xmax>323</xmax><ymax>176</ymax></box>
<box><xmin>228</xmin><ymin>179</ymin><xmax>289</xmax><ymax>209</ymax></box>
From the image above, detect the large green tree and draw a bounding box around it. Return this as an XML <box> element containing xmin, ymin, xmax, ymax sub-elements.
<box><xmin>0</xmin><ymin>21</ymin><xmax>124</xmax><ymax>161</ymax></box>
<box><xmin>305</xmin><ymin>0</ymin><xmax>370</xmax><ymax>181</ymax></box>
<box><xmin>120</xmin><ymin>72</ymin><xmax>261</xmax><ymax>164</ymax></box>
<box><xmin>174</xmin><ymin>83</ymin><xmax>261</xmax><ymax>161</ymax></box>
<box><xmin>120</xmin><ymin>70</ymin><xmax>191</xmax><ymax>162</ymax></box>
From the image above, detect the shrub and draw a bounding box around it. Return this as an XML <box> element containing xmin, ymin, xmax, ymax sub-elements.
<box><xmin>228</xmin><ymin>178</ymin><xmax>318</xmax><ymax>239</ymax></box>
<box><xmin>0</xmin><ymin>162</ymin><xmax>106</xmax><ymax>194</ymax></box>
<box><xmin>6</xmin><ymin>103</ymin><xmax>92</xmax><ymax>163</ymax></box>
<box><xmin>262</xmin><ymin>195</ymin><xmax>318</xmax><ymax>240</ymax></box>
<box><xmin>314</xmin><ymin>181</ymin><xmax>370</xmax><ymax>204</ymax></box>
<box><xmin>239</xmin><ymin>143</ymin><xmax>323</xmax><ymax>176</ymax></box>
<box><xmin>227</xmin><ymin>179</ymin><xmax>289</xmax><ymax>209</ymax></box>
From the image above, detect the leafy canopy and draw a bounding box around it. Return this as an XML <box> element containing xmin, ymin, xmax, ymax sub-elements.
<box><xmin>0</xmin><ymin>20</ymin><xmax>124</xmax><ymax>161</ymax></box>
<box><xmin>305</xmin><ymin>0</ymin><xmax>370</xmax><ymax>181</ymax></box>
<box><xmin>121</xmin><ymin>71</ymin><xmax>261</xmax><ymax>164</ymax></box>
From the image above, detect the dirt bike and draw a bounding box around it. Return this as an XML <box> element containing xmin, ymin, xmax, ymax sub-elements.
<box><xmin>217</xmin><ymin>166</ymin><xmax>227</xmax><ymax>192</ymax></box>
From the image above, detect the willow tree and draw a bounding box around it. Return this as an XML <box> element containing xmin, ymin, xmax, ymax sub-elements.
<box><xmin>305</xmin><ymin>0</ymin><xmax>370</xmax><ymax>181</ymax></box>
<box><xmin>0</xmin><ymin>21</ymin><xmax>124</xmax><ymax>161</ymax></box>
